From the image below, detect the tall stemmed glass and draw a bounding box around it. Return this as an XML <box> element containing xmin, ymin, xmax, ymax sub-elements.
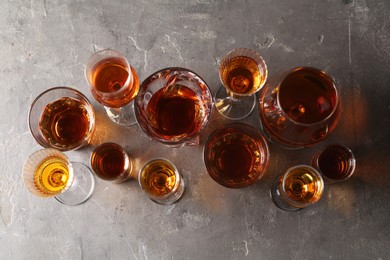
<box><xmin>215</xmin><ymin>48</ymin><xmax>268</xmax><ymax>120</ymax></box>
<box><xmin>258</xmin><ymin>67</ymin><xmax>342</xmax><ymax>149</ymax></box>
<box><xmin>85</xmin><ymin>49</ymin><xmax>140</xmax><ymax>127</ymax></box>
<box><xmin>135</xmin><ymin>67</ymin><xmax>212</xmax><ymax>146</ymax></box>
<box><xmin>23</xmin><ymin>148</ymin><xmax>95</xmax><ymax>206</ymax></box>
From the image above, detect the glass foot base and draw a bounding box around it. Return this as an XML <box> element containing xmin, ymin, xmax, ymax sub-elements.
<box><xmin>55</xmin><ymin>162</ymin><xmax>95</xmax><ymax>206</ymax></box>
<box><xmin>214</xmin><ymin>85</ymin><xmax>256</xmax><ymax>120</ymax></box>
<box><xmin>105</xmin><ymin>102</ymin><xmax>137</xmax><ymax>127</ymax></box>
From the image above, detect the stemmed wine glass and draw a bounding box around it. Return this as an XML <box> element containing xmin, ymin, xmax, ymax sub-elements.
<box><xmin>29</xmin><ymin>87</ymin><xmax>95</xmax><ymax>151</ymax></box>
<box><xmin>270</xmin><ymin>165</ymin><xmax>324</xmax><ymax>211</ymax></box>
<box><xmin>135</xmin><ymin>67</ymin><xmax>212</xmax><ymax>146</ymax></box>
<box><xmin>215</xmin><ymin>48</ymin><xmax>268</xmax><ymax>120</ymax></box>
<box><xmin>85</xmin><ymin>49</ymin><xmax>140</xmax><ymax>127</ymax></box>
<box><xmin>138</xmin><ymin>158</ymin><xmax>185</xmax><ymax>205</ymax></box>
<box><xmin>23</xmin><ymin>148</ymin><xmax>95</xmax><ymax>206</ymax></box>
<box><xmin>204</xmin><ymin>123</ymin><xmax>269</xmax><ymax>188</ymax></box>
<box><xmin>258</xmin><ymin>67</ymin><xmax>342</xmax><ymax>149</ymax></box>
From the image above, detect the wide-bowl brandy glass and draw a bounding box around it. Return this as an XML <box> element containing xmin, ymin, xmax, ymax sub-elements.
<box><xmin>215</xmin><ymin>48</ymin><xmax>268</xmax><ymax>120</ymax></box>
<box><xmin>135</xmin><ymin>67</ymin><xmax>212</xmax><ymax>146</ymax></box>
<box><xmin>85</xmin><ymin>49</ymin><xmax>140</xmax><ymax>127</ymax></box>
<box><xmin>90</xmin><ymin>142</ymin><xmax>134</xmax><ymax>184</ymax></box>
<box><xmin>138</xmin><ymin>158</ymin><xmax>185</xmax><ymax>205</ymax></box>
<box><xmin>23</xmin><ymin>148</ymin><xmax>95</xmax><ymax>206</ymax></box>
<box><xmin>270</xmin><ymin>165</ymin><xmax>324</xmax><ymax>211</ymax></box>
<box><xmin>204</xmin><ymin>123</ymin><xmax>269</xmax><ymax>188</ymax></box>
<box><xmin>29</xmin><ymin>87</ymin><xmax>95</xmax><ymax>151</ymax></box>
<box><xmin>258</xmin><ymin>67</ymin><xmax>342</xmax><ymax>149</ymax></box>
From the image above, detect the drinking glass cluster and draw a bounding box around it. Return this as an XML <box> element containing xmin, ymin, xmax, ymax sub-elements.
<box><xmin>23</xmin><ymin>47</ymin><xmax>355</xmax><ymax>210</ymax></box>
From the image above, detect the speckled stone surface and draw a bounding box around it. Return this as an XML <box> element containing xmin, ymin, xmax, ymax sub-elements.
<box><xmin>1</xmin><ymin>0</ymin><xmax>390</xmax><ymax>259</ymax></box>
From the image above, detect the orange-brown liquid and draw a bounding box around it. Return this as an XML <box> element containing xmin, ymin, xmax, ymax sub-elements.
<box><xmin>91</xmin><ymin>143</ymin><xmax>130</xmax><ymax>181</ymax></box>
<box><xmin>39</xmin><ymin>97</ymin><xmax>91</xmax><ymax>149</ymax></box>
<box><xmin>146</xmin><ymin>84</ymin><xmax>203</xmax><ymax>139</ymax></box>
<box><xmin>90</xmin><ymin>57</ymin><xmax>139</xmax><ymax>108</ymax></box>
<box><xmin>220</xmin><ymin>56</ymin><xmax>264</xmax><ymax>94</ymax></box>
<box><xmin>284</xmin><ymin>167</ymin><xmax>323</xmax><ymax>204</ymax></box>
<box><xmin>140</xmin><ymin>159</ymin><xmax>177</xmax><ymax>196</ymax></box>
<box><xmin>279</xmin><ymin>68</ymin><xmax>337</xmax><ymax>124</ymax></box>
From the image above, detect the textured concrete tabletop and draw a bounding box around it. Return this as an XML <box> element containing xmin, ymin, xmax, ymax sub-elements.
<box><xmin>1</xmin><ymin>0</ymin><xmax>390</xmax><ymax>259</ymax></box>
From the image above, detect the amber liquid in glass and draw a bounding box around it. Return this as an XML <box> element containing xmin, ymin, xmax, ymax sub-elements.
<box><xmin>39</xmin><ymin>97</ymin><xmax>91</xmax><ymax>149</ymax></box>
<box><xmin>278</xmin><ymin>68</ymin><xmax>337</xmax><ymax>124</ymax></box>
<box><xmin>146</xmin><ymin>84</ymin><xmax>203</xmax><ymax>139</ymax></box>
<box><xmin>140</xmin><ymin>159</ymin><xmax>177</xmax><ymax>197</ymax></box>
<box><xmin>316</xmin><ymin>145</ymin><xmax>354</xmax><ymax>180</ymax></box>
<box><xmin>34</xmin><ymin>156</ymin><xmax>71</xmax><ymax>196</ymax></box>
<box><xmin>91</xmin><ymin>143</ymin><xmax>130</xmax><ymax>181</ymax></box>
<box><xmin>220</xmin><ymin>56</ymin><xmax>264</xmax><ymax>94</ymax></box>
<box><xmin>90</xmin><ymin>57</ymin><xmax>139</xmax><ymax>108</ymax></box>
<box><xmin>284</xmin><ymin>167</ymin><xmax>323</xmax><ymax>205</ymax></box>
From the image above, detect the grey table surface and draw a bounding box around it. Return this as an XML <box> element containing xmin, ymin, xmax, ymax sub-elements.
<box><xmin>1</xmin><ymin>0</ymin><xmax>390</xmax><ymax>259</ymax></box>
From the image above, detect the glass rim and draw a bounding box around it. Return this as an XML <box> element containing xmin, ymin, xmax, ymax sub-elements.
<box><xmin>28</xmin><ymin>86</ymin><xmax>95</xmax><ymax>150</ymax></box>
<box><xmin>203</xmin><ymin>122</ymin><xmax>270</xmax><ymax>188</ymax></box>
<box><xmin>218</xmin><ymin>47</ymin><xmax>268</xmax><ymax>97</ymax></box>
<box><xmin>90</xmin><ymin>142</ymin><xmax>131</xmax><ymax>181</ymax></box>
<box><xmin>84</xmin><ymin>48</ymin><xmax>133</xmax><ymax>97</ymax></box>
<box><xmin>138</xmin><ymin>158</ymin><xmax>181</xmax><ymax>199</ymax></box>
<box><xmin>281</xmin><ymin>164</ymin><xmax>324</xmax><ymax>208</ymax></box>
<box><xmin>275</xmin><ymin>66</ymin><xmax>341</xmax><ymax>126</ymax></box>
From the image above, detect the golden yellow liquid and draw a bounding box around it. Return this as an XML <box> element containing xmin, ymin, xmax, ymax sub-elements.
<box><xmin>284</xmin><ymin>167</ymin><xmax>323</xmax><ymax>205</ymax></box>
<box><xmin>34</xmin><ymin>156</ymin><xmax>71</xmax><ymax>196</ymax></box>
<box><xmin>140</xmin><ymin>159</ymin><xmax>176</xmax><ymax>196</ymax></box>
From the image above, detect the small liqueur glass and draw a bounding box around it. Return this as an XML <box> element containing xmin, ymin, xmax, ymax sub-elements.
<box><xmin>85</xmin><ymin>49</ymin><xmax>140</xmax><ymax>127</ymax></box>
<box><xmin>215</xmin><ymin>48</ymin><xmax>268</xmax><ymax>120</ymax></box>
<box><xmin>135</xmin><ymin>67</ymin><xmax>212</xmax><ymax>146</ymax></box>
<box><xmin>258</xmin><ymin>67</ymin><xmax>342</xmax><ymax>149</ymax></box>
<box><xmin>90</xmin><ymin>142</ymin><xmax>134</xmax><ymax>183</ymax></box>
<box><xmin>138</xmin><ymin>158</ymin><xmax>185</xmax><ymax>205</ymax></box>
<box><xmin>22</xmin><ymin>148</ymin><xmax>95</xmax><ymax>206</ymax></box>
<box><xmin>311</xmin><ymin>144</ymin><xmax>356</xmax><ymax>184</ymax></box>
<box><xmin>204</xmin><ymin>123</ymin><xmax>269</xmax><ymax>188</ymax></box>
<box><xmin>29</xmin><ymin>86</ymin><xmax>95</xmax><ymax>151</ymax></box>
<box><xmin>270</xmin><ymin>165</ymin><xmax>324</xmax><ymax>211</ymax></box>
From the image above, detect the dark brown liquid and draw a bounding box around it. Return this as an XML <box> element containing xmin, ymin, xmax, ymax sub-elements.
<box><xmin>39</xmin><ymin>98</ymin><xmax>91</xmax><ymax>149</ymax></box>
<box><xmin>91</xmin><ymin>143</ymin><xmax>129</xmax><ymax>180</ymax></box>
<box><xmin>90</xmin><ymin>57</ymin><xmax>139</xmax><ymax>108</ymax></box>
<box><xmin>279</xmin><ymin>67</ymin><xmax>337</xmax><ymax>124</ymax></box>
<box><xmin>146</xmin><ymin>84</ymin><xmax>202</xmax><ymax>138</ymax></box>
<box><xmin>317</xmin><ymin>145</ymin><xmax>354</xmax><ymax>180</ymax></box>
<box><xmin>204</xmin><ymin>124</ymin><xmax>268</xmax><ymax>188</ymax></box>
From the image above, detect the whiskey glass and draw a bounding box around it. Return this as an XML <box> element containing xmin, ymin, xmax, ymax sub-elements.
<box><xmin>29</xmin><ymin>87</ymin><xmax>95</xmax><ymax>151</ymax></box>
<box><xmin>135</xmin><ymin>67</ymin><xmax>212</xmax><ymax>146</ymax></box>
<box><xmin>258</xmin><ymin>67</ymin><xmax>342</xmax><ymax>149</ymax></box>
<box><xmin>204</xmin><ymin>123</ymin><xmax>269</xmax><ymax>188</ymax></box>
<box><xmin>85</xmin><ymin>49</ymin><xmax>140</xmax><ymax>127</ymax></box>
<box><xmin>271</xmin><ymin>165</ymin><xmax>324</xmax><ymax>211</ymax></box>
<box><xmin>138</xmin><ymin>158</ymin><xmax>185</xmax><ymax>205</ymax></box>
<box><xmin>311</xmin><ymin>144</ymin><xmax>356</xmax><ymax>184</ymax></box>
<box><xmin>90</xmin><ymin>142</ymin><xmax>133</xmax><ymax>183</ymax></box>
<box><xmin>215</xmin><ymin>48</ymin><xmax>268</xmax><ymax>120</ymax></box>
<box><xmin>23</xmin><ymin>148</ymin><xmax>95</xmax><ymax>206</ymax></box>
